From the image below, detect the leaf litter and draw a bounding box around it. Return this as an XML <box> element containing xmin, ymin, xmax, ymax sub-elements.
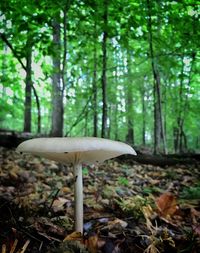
<box><xmin>0</xmin><ymin>146</ymin><xmax>200</xmax><ymax>252</ymax></box>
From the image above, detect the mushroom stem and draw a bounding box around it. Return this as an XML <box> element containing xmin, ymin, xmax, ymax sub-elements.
<box><xmin>73</xmin><ymin>163</ymin><xmax>83</xmax><ymax>233</ymax></box>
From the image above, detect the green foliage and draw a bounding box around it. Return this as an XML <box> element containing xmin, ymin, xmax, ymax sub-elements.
<box><xmin>0</xmin><ymin>0</ymin><xmax>199</xmax><ymax>152</ymax></box>
<box><xmin>116</xmin><ymin>195</ymin><xmax>152</xmax><ymax>219</ymax></box>
<box><xmin>180</xmin><ymin>183</ymin><xmax>200</xmax><ymax>199</ymax></box>
<box><xmin>142</xmin><ymin>186</ymin><xmax>163</xmax><ymax>195</ymax></box>
<box><xmin>117</xmin><ymin>176</ymin><xmax>129</xmax><ymax>186</ymax></box>
<box><xmin>165</xmin><ymin>170</ymin><xmax>179</xmax><ymax>180</ymax></box>
<box><xmin>82</xmin><ymin>167</ymin><xmax>89</xmax><ymax>176</ymax></box>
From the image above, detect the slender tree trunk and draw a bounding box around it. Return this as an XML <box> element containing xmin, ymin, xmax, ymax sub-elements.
<box><xmin>176</xmin><ymin>53</ymin><xmax>196</xmax><ymax>153</ymax></box>
<box><xmin>2</xmin><ymin>44</ymin><xmax>7</xmax><ymax>96</ymax></box>
<box><xmin>114</xmin><ymin>104</ymin><xmax>118</xmax><ymax>140</ymax></box>
<box><xmin>51</xmin><ymin>18</ymin><xmax>63</xmax><ymax>137</ymax></box>
<box><xmin>142</xmin><ymin>101</ymin><xmax>146</xmax><ymax>146</ymax></box>
<box><xmin>175</xmin><ymin>56</ymin><xmax>184</xmax><ymax>153</ymax></box>
<box><xmin>146</xmin><ymin>0</ymin><xmax>167</xmax><ymax>154</ymax></box>
<box><xmin>126</xmin><ymin>50</ymin><xmax>134</xmax><ymax>144</ymax></box>
<box><xmin>101</xmin><ymin>0</ymin><xmax>108</xmax><ymax>138</ymax></box>
<box><xmin>113</xmin><ymin>60</ymin><xmax>119</xmax><ymax>140</ymax></box>
<box><xmin>32</xmin><ymin>87</ymin><xmax>41</xmax><ymax>133</ymax></box>
<box><xmin>0</xmin><ymin>33</ymin><xmax>41</xmax><ymax>133</ymax></box>
<box><xmin>84</xmin><ymin>110</ymin><xmax>89</xmax><ymax>136</ymax></box>
<box><xmin>23</xmin><ymin>39</ymin><xmax>32</xmax><ymax>132</ymax></box>
<box><xmin>142</xmin><ymin>76</ymin><xmax>147</xmax><ymax>146</ymax></box>
<box><xmin>93</xmin><ymin>21</ymin><xmax>98</xmax><ymax>137</ymax></box>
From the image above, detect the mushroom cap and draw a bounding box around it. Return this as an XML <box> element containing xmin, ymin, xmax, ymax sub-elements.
<box><xmin>16</xmin><ymin>137</ymin><xmax>136</xmax><ymax>164</ymax></box>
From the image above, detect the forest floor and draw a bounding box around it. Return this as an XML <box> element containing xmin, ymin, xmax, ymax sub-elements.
<box><xmin>0</xmin><ymin>146</ymin><xmax>200</xmax><ymax>253</ymax></box>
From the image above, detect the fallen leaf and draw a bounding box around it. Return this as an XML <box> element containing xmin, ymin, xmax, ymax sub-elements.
<box><xmin>193</xmin><ymin>225</ymin><xmax>200</xmax><ymax>237</ymax></box>
<box><xmin>52</xmin><ymin>197</ymin><xmax>69</xmax><ymax>212</ymax></box>
<box><xmin>85</xmin><ymin>234</ymin><xmax>98</xmax><ymax>253</ymax></box>
<box><xmin>156</xmin><ymin>192</ymin><xmax>178</xmax><ymax>218</ymax></box>
<box><xmin>143</xmin><ymin>205</ymin><xmax>154</xmax><ymax>220</ymax></box>
<box><xmin>108</xmin><ymin>218</ymin><xmax>128</xmax><ymax>229</ymax></box>
<box><xmin>190</xmin><ymin>208</ymin><xmax>200</xmax><ymax>224</ymax></box>
<box><xmin>63</xmin><ymin>231</ymin><xmax>82</xmax><ymax>242</ymax></box>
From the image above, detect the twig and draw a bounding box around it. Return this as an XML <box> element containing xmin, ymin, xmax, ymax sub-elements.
<box><xmin>10</xmin><ymin>239</ymin><xmax>18</xmax><ymax>253</ymax></box>
<box><xmin>65</xmin><ymin>94</ymin><xmax>92</xmax><ymax>136</ymax></box>
<box><xmin>17</xmin><ymin>240</ymin><xmax>30</xmax><ymax>253</ymax></box>
<box><xmin>49</xmin><ymin>188</ymin><xmax>60</xmax><ymax>210</ymax></box>
<box><xmin>1</xmin><ymin>244</ymin><xmax>6</xmax><ymax>253</ymax></box>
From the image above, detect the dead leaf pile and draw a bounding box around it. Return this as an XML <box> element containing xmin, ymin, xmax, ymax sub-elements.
<box><xmin>0</xmin><ymin>147</ymin><xmax>199</xmax><ymax>252</ymax></box>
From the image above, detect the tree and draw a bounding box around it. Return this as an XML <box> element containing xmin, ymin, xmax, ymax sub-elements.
<box><xmin>101</xmin><ymin>0</ymin><xmax>108</xmax><ymax>138</ymax></box>
<box><xmin>50</xmin><ymin>17</ymin><xmax>63</xmax><ymax>137</ymax></box>
<box><xmin>0</xmin><ymin>0</ymin><xmax>199</xmax><ymax>153</ymax></box>
<box><xmin>23</xmin><ymin>37</ymin><xmax>32</xmax><ymax>132</ymax></box>
<box><xmin>146</xmin><ymin>0</ymin><xmax>167</xmax><ymax>154</ymax></box>
<box><xmin>125</xmin><ymin>50</ymin><xmax>134</xmax><ymax>145</ymax></box>
<box><xmin>92</xmin><ymin>13</ymin><xmax>98</xmax><ymax>137</ymax></box>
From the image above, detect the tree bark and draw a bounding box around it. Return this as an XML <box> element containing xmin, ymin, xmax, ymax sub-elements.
<box><xmin>101</xmin><ymin>0</ymin><xmax>108</xmax><ymax>138</ymax></box>
<box><xmin>141</xmin><ymin>76</ymin><xmax>147</xmax><ymax>146</ymax></box>
<box><xmin>93</xmin><ymin>20</ymin><xmax>98</xmax><ymax>137</ymax></box>
<box><xmin>23</xmin><ymin>38</ymin><xmax>32</xmax><ymax>132</ymax></box>
<box><xmin>175</xmin><ymin>53</ymin><xmax>196</xmax><ymax>153</ymax></box>
<box><xmin>32</xmin><ymin>87</ymin><xmax>41</xmax><ymax>133</ymax></box>
<box><xmin>146</xmin><ymin>0</ymin><xmax>167</xmax><ymax>154</ymax></box>
<box><xmin>126</xmin><ymin>50</ymin><xmax>134</xmax><ymax>145</ymax></box>
<box><xmin>51</xmin><ymin>18</ymin><xmax>63</xmax><ymax>137</ymax></box>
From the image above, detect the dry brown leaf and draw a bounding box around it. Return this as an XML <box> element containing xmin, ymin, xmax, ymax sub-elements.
<box><xmin>143</xmin><ymin>205</ymin><xmax>154</xmax><ymax>220</ymax></box>
<box><xmin>191</xmin><ymin>208</ymin><xmax>200</xmax><ymax>224</ymax></box>
<box><xmin>52</xmin><ymin>197</ymin><xmax>69</xmax><ymax>212</ymax></box>
<box><xmin>108</xmin><ymin>218</ymin><xmax>128</xmax><ymax>229</ymax></box>
<box><xmin>63</xmin><ymin>231</ymin><xmax>83</xmax><ymax>242</ymax></box>
<box><xmin>193</xmin><ymin>225</ymin><xmax>200</xmax><ymax>237</ymax></box>
<box><xmin>84</xmin><ymin>234</ymin><xmax>98</xmax><ymax>253</ymax></box>
<box><xmin>61</xmin><ymin>186</ymin><xmax>71</xmax><ymax>194</ymax></box>
<box><xmin>156</xmin><ymin>192</ymin><xmax>178</xmax><ymax>218</ymax></box>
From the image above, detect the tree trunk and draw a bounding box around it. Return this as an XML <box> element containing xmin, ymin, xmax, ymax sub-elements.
<box><xmin>113</xmin><ymin>61</ymin><xmax>119</xmax><ymax>140</ymax></box>
<box><xmin>114</xmin><ymin>104</ymin><xmax>118</xmax><ymax>140</ymax></box>
<box><xmin>146</xmin><ymin>0</ymin><xmax>167</xmax><ymax>154</ymax></box>
<box><xmin>93</xmin><ymin>21</ymin><xmax>98</xmax><ymax>137</ymax></box>
<box><xmin>141</xmin><ymin>76</ymin><xmax>147</xmax><ymax>146</ymax></box>
<box><xmin>175</xmin><ymin>53</ymin><xmax>196</xmax><ymax>153</ymax></box>
<box><xmin>0</xmin><ymin>33</ymin><xmax>41</xmax><ymax>133</ymax></box>
<box><xmin>32</xmin><ymin>87</ymin><xmax>41</xmax><ymax>133</ymax></box>
<box><xmin>126</xmin><ymin>50</ymin><xmax>134</xmax><ymax>145</ymax></box>
<box><xmin>51</xmin><ymin>18</ymin><xmax>63</xmax><ymax>137</ymax></box>
<box><xmin>101</xmin><ymin>0</ymin><xmax>108</xmax><ymax>138</ymax></box>
<box><xmin>23</xmin><ymin>39</ymin><xmax>32</xmax><ymax>132</ymax></box>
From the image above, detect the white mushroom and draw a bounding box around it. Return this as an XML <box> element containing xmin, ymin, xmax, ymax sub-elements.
<box><xmin>16</xmin><ymin>137</ymin><xmax>136</xmax><ymax>233</ymax></box>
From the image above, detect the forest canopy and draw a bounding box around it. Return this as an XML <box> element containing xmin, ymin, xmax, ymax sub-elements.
<box><xmin>0</xmin><ymin>0</ymin><xmax>199</xmax><ymax>154</ymax></box>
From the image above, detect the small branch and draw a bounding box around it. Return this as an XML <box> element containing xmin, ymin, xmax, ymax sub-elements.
<box><xmin>49</xmin><ymin>188</ymin><xmax>60</xmax><ymax>210</ymax></box>
<box><xmin>0</xmin><ymin>33</ymin><xmax>26</xmax><ymax>71</ymax></box>
<box><xmin>65</xmin><ymin>95</ymin><xmax>92</xmax><ymax>136</ymax></box>
<box><xmin>61</xmin><ymin>5</ymin><xmax>68</xmax><ymax>95</ymax></box>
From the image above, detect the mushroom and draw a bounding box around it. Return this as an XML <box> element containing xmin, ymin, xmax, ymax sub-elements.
<box><xmin>16</xmin><ymin>137</ymin><xmax>136</xmax><ymax>233</ymax></box>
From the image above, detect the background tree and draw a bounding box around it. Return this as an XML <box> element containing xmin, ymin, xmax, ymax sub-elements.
<box><xmin>0</xmin><ymin>0</ymin><xmax>199</xmax><ymax>153</ymax></box>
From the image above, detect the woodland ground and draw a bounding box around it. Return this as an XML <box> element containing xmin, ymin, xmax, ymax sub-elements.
<box><xmin>0</xmin><ymin>146</ymin><xmax>200</xmax><ymax>253</ymax></box>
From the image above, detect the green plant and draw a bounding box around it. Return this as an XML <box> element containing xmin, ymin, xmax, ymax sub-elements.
<box><xmin>165</xmin><ymin>170</ymin><xmax>179</xmax><ymax>180</ymax></box>
<box><xmin>143</xmin><ymin>186</ymin><xmax>163</xmax><ymax>195</ymax></box>
<box><xmin>117</xmin><ymin>176</ymin><xmax>129</xmax><ymax>186</ymax></box>
<box><xmin>180</xmin><ymin>185</ymin><xmax>200</xmax><ymax>199</ymax></box>
<box><xmin>116</xmin><ymin>195</ymin><xmax>152</xmax><ymax>219</ymax></box>
<box><xmin>82</xmin><ymin>167</ymin><xmax>89</xmax><ymax>176</ymax></box>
